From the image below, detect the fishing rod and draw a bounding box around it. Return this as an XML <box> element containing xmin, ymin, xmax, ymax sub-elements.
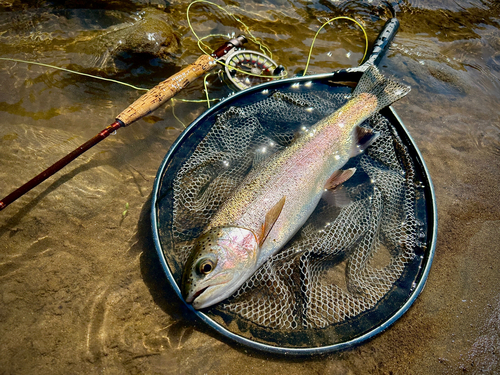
<box><xmin>0</xmin><ymin>35</ymin><xmax>247</xmax><ymax>212</ymax></box>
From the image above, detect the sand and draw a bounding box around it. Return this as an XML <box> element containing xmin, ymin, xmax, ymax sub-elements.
<box><xmin>0</xmin><ymin>1</ymin><xmax>499</xmax><ymax>373</ymax></box>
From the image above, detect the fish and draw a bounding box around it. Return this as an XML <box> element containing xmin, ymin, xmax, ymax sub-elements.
<box><xmin>181</xmin><ymin>65</ymin><xmax>410</xmax><ymax>309</ymax></box>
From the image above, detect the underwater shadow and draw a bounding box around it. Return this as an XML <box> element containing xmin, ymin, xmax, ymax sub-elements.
<box><xmin>136</xmin><ymin>194</ymin><xmax>190</xmax><ymax>321</ymax></box>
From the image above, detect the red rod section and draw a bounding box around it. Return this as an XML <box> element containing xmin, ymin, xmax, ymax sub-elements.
<box><xmin>0</xmin><ymin>120</ymin><xmax>123</xmax><ymax>211</ymax></box>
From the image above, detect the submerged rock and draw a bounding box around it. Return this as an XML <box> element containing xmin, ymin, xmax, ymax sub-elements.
<box><xmin>0</xmin><ymin>7</ymin><xmax>180</xmax><ymax>73</ymax></box>
<box><xmin>65</xmin><ymin>8</ymin><xmax>179</xmax><ymax>72</ymax></box>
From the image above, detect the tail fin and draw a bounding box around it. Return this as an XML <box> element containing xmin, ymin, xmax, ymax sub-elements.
<box><xmin>352</xmin><ymin>64</ymin><xmax>411</xmax><ymax>111</ymax></box>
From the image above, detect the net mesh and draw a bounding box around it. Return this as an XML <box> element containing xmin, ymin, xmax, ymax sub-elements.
<box><xmin>170</xmin><ymin>84</ymin><xmax>419</xmax><ymax>331</ymax></box>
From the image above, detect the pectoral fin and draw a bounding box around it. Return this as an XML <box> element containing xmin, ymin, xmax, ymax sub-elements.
<box><xmin>324</xmin><ymin>168</ymin><xmax>356</xmax><ymax>190</ymax></box>
<box><xmin>259</xmin><ymin>196</ymin><xmax>286</xmax><ymax>246</ymax></box>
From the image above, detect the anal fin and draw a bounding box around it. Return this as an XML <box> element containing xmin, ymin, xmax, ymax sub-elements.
<box><xmin>350</xmin><ymin>126</ymin><xmax>379</xmax><ymax>157</ymax></box>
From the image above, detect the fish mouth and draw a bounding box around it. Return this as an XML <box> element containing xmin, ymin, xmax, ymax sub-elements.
<box><xmin>183</xmin><ymin>271</ymin><xmax>234</xmax><ymax>309</ymax></box>
<box><xmin>185</xmin><ymin>286</ymin><xmax>209</xmax><ymax>304</ymax></box>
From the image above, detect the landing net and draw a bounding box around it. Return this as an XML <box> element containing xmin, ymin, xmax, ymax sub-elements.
<box><xmin>155</xmin><ymin>78</ymin><xmax>428</xmax><ymax>349</ymax></box>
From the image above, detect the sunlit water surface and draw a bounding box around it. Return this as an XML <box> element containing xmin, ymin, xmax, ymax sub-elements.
<box><xmin>0</xmin><ymin>0</ymin><xmax>499</xmax><ymax>374</ymax></box>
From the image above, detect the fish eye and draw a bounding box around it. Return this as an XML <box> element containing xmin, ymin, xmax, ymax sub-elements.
<box><xmin>197</xmin><ymin>259</ymin><xmax>216</xmax><ymax>275</ymax></box>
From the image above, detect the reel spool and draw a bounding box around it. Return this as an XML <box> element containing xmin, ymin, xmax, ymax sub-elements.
<box><xmin>222</xmin><ymin>49</ymin><xmax>286</xmax><ymax>90</ymax></box>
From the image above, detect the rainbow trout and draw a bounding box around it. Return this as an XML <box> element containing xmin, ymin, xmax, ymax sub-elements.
<box><xmin>182</xmin><ymin>65</ymin><xmax>410</xmax><ymax>309</ymax></box>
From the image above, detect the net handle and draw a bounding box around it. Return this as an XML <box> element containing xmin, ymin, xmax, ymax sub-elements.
<box><xmin>357</xmin><ymin>17</ymin><xmax>399</xmax><ymax>71</ymax></box>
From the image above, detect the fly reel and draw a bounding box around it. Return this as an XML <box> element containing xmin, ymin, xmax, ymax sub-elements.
<box><xmin>222</xmin><ymin>49</ymin><xmax>286</xmax><ymax>91</ymax></box>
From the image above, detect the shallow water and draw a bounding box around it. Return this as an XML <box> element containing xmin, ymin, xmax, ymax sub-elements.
<box><xmin>0</xmin><ymin>0</ymin><xmax>499</xmax><ymax>374</ymax></box>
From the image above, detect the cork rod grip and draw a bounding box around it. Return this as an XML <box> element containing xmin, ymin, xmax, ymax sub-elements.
<box><xmin>116</xmin><ymin>54</ymin><xmax>216</xmax><ymax>126</ymax></box>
